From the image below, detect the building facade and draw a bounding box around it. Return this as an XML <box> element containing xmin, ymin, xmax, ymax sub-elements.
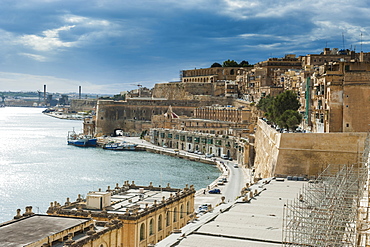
<box><xmin>47</xmin><ymin>182</ymin><xmax>195</xmax><ymax>247</ymax></box>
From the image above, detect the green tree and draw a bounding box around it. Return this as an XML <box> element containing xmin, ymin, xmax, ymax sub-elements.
<box><xmin>211</xmin><ymin>62</ymin><xmax>222</xmax><ymax>68</ymax></box>
<box><xmin>222</xmin><ymin>59</ymin><xmax>239</xmax><ymax>67</ymax></box>
<box><xmin>257</xmin><ymin>90</ymin><xmax>302</xmax><ymax>130</ymax></box>
<box><xmin>277</xmin><ymin>110</ymin><xmax>302</xmax><ymax>130</ymax></box>
<box><xmin>257</xmin><ymin>94</ymin><xmax>273</xmax><ymax>113</ymax></box>
<box><xmin>239</xmin><ymin>60</ymin><xmax>250</xmax><ymax>67</ymax></box>
<box><xmin>270</xmin><ymin>90</ymin><xmax>300</xmax><ymax>123</ymax></box>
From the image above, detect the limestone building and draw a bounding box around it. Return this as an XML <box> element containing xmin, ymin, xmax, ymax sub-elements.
<box><xmin>240</xmin><ymin>54</ymin><xmax>302</xmax><ymax>102</ymax></box>
<box><xmin>180</xmin><ymin>67</ymin><xmax>246</xmax><ymax>83</ymax></box>
<box><xmin>94</xmin><ymin>97</ymin><xmax>233</xmax><ymax>136</ymax></box>
<box><xmin>309</xmin><ymin>61</ymin><xmax>370</xmax><ymax>133</ymax></box>
<box><xmin>47</xmin><ymin>181</ymin><xmax>195</xmax><ymax>247</ymax></box>
<box><xmin>0</xmin><ymin>208</ymin><xmax>123</xmax><ymax>247</ymax></box>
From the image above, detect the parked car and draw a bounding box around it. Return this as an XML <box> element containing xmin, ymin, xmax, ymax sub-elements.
<box><xmin>221</xmin><ymin>177</ymin><xmax>227</xmax><ymax>183</ymax></box>
<box><xmin>217</xmin><ymin>179</ymin><xmax>224</xmax><ymax>185</ymax></box>
<box><xmin>198</xmin><ymin>204</ymin><xmax>211</xmax><ymax>213</ymax></box>
<box><xmin>197</xmin><ymin>151</ymin><xmax>203</xmax><ymax>155</ymax></box>
<box><xmin>221</xmin><ymin>154</ymin><xmax>229</xmax><ymax>159</ymax></box>
<box><xmin>208</xmin><ymin>188</ymin><xmax>221</xmax><ymax>194</ymax></box>
<box><xmin>233</xmin><ymin>164</ymin><xmax>238</xmax><ymax>168</ymax></box>
<box><xmin>187</xmin><ymin>149</ymin><xmax>194</xmax><ymax>153</ymax></box>
<box><xmin>205</xmin><ymin>153</ymin><xmax>215</xmax><ymax>158</ymax></box>
<box><xmin>228</xmin><ymin>157</ymin><xmax>233</xmax><ymax>161</ymax></box>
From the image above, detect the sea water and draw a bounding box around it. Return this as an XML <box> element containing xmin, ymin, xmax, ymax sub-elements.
<box><xmin>0</xmin><ymin>107</ymin><xmax>219</xmax><ymax>223</ymax></box>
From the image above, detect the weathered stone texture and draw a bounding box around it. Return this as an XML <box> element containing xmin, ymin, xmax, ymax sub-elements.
<box><xmin>70</xmin><ymin>99</ymin><xmax>97</xmax><ymax>112</ymax></box>
<box><xmin>254</xmin><ymin>119</ymin><xmax>367</xmax><ymax>178</ymax></box>
<box><xmin>95</xmin><ymin>98</ymin><xmax>233</xmax><ymax>135</ymax></box>
<box><xmin>152</xmin><ymin>82</ymin><xmax>227</xmax><ymax>100</ymax></box>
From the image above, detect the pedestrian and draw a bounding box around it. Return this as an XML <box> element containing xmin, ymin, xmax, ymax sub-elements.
<box><xmin>203</xmin><ymin>189</ymin><xmax>206</xmax><ymax>194</ymax></box>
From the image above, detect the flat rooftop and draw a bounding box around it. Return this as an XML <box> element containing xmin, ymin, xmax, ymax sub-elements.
<box><xmin>62</xmin><ymin>186</ymin><xmax>183</xmax><ymax>215</ymax></box>
<box><xmin>108</xmin><ymin>188</ymin><xmax>175</xmax><ymax>214</ymax></box>
<box><xmin>175</xmin><ymin>179</ymin><xmax>306</xmax><ymax>246</ymax></box>
<box><xmin>0</xmin><ymin>215</ymin><xmax>90</xmax><ymax>247</ymax></box>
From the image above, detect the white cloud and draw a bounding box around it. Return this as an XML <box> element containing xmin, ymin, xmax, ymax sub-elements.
<box><xmin>18</xmin><ymin>53</ymin><xmax>48</xmax><ymax>62</ymax></box>
<box><xmin>19</xmin><ymin>25</ymin><xmax>77</xmax><ymax>51</ymax></box>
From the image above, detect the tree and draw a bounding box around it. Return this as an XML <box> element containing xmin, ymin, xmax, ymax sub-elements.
<box><xmin>222</xmin><ymin>59</ymin><xmax>239</xmax><ymax>67</ymax></box>
<box><xmin>257</xmin><ymin>94</ymin><xmax>273</xmax><ymax>113</ymax></box>
<box><xmin>277</xmin><ymin>110</ymin><xmax>302</xmax><ymax>130</ymax></box>
<box><xmin>257</xmin><ymin>90</ymin><xmax>302</xmax><ymax>129</ymax></box>
<box><xmin>211</xmin><ymin>62</ymin><xmax>222</xmax><ymax>68</ymax></box>
<box><xmin>270</xmin><ymin>90</ymin><xmax>300</xmax><ymax>123</ymax></box>
<box><xmin>239</xmin><ymin>60</ymin><xmax>250</xmax><ymax>67</ymax></box>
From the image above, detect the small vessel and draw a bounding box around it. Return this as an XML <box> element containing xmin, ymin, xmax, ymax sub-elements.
<box><xmin>103</xmin><ymin>141</ymin><xmax>138</xmax><ymax>151</ymax></box>
<box><xmin>67</xmin><ymin>130</ymin><xmax>97</xmax><ymax>147</ymax></box>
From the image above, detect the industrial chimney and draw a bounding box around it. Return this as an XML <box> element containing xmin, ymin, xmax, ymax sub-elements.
<box><xmin>43</xmin><ymin>85</ymin><xmax>46</xmax><ymax>104</ymax></box>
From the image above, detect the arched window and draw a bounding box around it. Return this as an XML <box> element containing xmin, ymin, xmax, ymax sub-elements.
<box><xmin>140</xmin><ymin>223</ymin><xmax>145</xmax><ymax>241</ymax></box>
<box><xmin>187</xmin><ymin>202</ymin><xmax>190</xmax><ymax>214</ymax></box>
<box><xmin>173</xmin><ymin>207</ymin><xmax>177</xmax><ymax>222</ymax></box>
<box><xmin>158</xmin><ymin>214</ymin><xmax>163</xmax><ymax>231</ymax></box>
<box><xmin>166</xmin><ymin>211</ymin><xmax>170</xmax><ymax>226</ymax></box>
<box><xmin>149</xmin><ymin>218</ymin><xmax>154</xmax><ymax>235</ymax></box>
<box><xmin>180</xmin><ymin>204</ymin><xmax>184</xmax><ymax>219</ymax></box>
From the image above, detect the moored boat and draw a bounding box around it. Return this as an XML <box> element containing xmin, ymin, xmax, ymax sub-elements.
<box><xmin>103</xmin><ymin>141</ymin><xmax>138</xmax><ymax>151</ymax></box>
<box><xmin>67</xmin><ymin>130</ymin><xmax>97</xmax><ymax>147</ymax></box>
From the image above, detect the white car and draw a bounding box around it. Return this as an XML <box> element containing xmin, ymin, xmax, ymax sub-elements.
<box><xmin>221</xmin><ymin>154</ymin><xmax>229</xmax><ymax>159</ymax></box>
<box><xmin>205</xmin><ymin>153</ymin><xmax>215</xmax><ymax>158</ymax></box>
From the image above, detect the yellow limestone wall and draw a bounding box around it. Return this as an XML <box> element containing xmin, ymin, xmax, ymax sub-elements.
<box><xmin>254</xmin><ymin>119</ymin><xmax>367</xmax><ymax>178</ymax></box>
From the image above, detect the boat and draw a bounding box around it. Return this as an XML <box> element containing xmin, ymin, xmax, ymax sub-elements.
<box><xmin>103</xmin><ymin>141</ymin><xmax>138</xmax><ymax>151</ymax></box>
<box><xmin>67</xmin><ymin>130</ymin><xmax>97</xmax><ymax>147</ymax></box>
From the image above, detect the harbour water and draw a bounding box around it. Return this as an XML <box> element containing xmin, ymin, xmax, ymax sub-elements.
<box><xmin>0</xmin><ymin>107</ymin><xmax>219</xmax><ymax>223</ymax></box>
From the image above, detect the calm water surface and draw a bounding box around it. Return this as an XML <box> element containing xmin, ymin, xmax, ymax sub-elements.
<box><xmin>0</xmin><ymin>107</ymin><xmax>219</xmax><ymax>223</ymax></box>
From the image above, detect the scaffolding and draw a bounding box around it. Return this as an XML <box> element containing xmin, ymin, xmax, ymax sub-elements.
<box><xmin>283</xmin><ymin>135</ymin><xmax>370</xmax><ymax>246</ymax></box>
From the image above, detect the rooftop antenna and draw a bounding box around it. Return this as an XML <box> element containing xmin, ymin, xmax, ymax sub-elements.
<box><xmin>361</xmin><ymin>32</ymin><xmax>363</xmax><ymax>52</ymax></box>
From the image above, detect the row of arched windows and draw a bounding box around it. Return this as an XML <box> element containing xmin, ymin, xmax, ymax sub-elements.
<box><xmin>139</xmin><ymin>203</ymin><xmax>189</xmax><ymax>242</ymax></box>
<box><xmin>183</xmin><ymin>77</ymin><xmax>213</xmax><ymax>83</ymax></box>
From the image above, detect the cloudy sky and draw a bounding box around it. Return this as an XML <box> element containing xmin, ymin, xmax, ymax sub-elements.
<box><xmin>0</xmin><ymin>0</ymin><xmax>369</xmax><ymax>94</ymax></box>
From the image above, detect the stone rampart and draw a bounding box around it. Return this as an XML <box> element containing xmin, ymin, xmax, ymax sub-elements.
<box><xmin>70</xmin><ymin>99</ymin><xmax>97</xmax><ymax>112</ymax></box>
<box><xmin>95</xmin><ymin>98</ymin><xmax>233</xmax><ymax>136</ymax></box>
<box><xmin>254</xmin><ymin>119</ymin><xmax>367</xmax><ymax>178</ymax></box>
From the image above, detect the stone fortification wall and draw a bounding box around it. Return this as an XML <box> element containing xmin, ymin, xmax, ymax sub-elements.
<box><xmin>70</xmin><ymin>99</ymin><xmax>97</xmax><ymax>112</ymax></box>
<box><xmin>95</xmin><ymin>98</ymin><xmax>233</xmax><ymax>136</ymax></box>
<box><xmin>254</xmin><ymin>119</ymin><xmax>367</xmax><ymax>178</ymax></box>
<box><xmin>152</xmin><ymin>82</ymin><xmax>202</xmax><ymax>100</ymax></box>
<box><xmin>152</xmin><ymin>82</ymin><xmax>227</xmax><ymax>100</ymax></box>
<box><xmin>253</xmin><ymin>119</ymin><xmax>281</xmax><ymax>178</ymax></box>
